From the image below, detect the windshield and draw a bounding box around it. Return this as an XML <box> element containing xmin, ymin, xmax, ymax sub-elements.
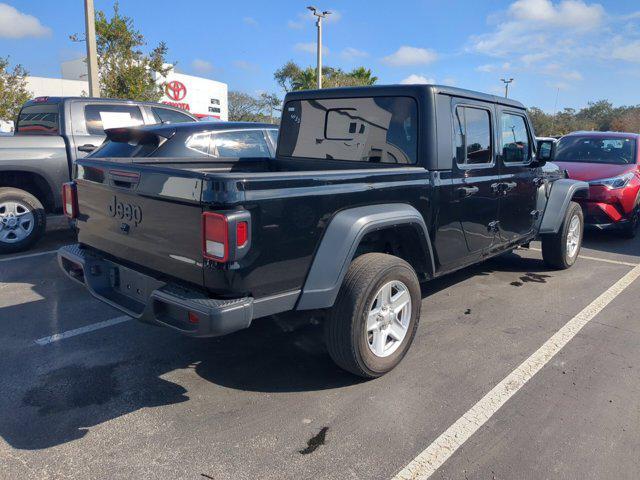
<box><xmin>555</xmin><ymin>136</ymin><xmax>637</xmax><ymax>165</ymax></box>
<box><xmin>16</xmin><ymin>104</ymin><xmax>60</xmax><ymax>135</ymax></box>
<box><xmin>278</xmin><ymin>96</ymin><xmax>418</xmax><ymax>164</ymax></box>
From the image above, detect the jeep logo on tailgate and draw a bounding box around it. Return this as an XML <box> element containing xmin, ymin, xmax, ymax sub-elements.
<box><xmin>108</xmin><ymin>196</ymin><xmax>142</xmax><ymax>226</ymax></box>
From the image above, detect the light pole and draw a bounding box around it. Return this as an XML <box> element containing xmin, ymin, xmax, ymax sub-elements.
<box><xmin>84</xmin><ymin>0</ymin><xmax>100</xmax><ymax>97</ymax></box>
<box><xmin>501</xmin><ymin>78</ymin><xmax>514</xmax><ymax>98</ymax></box>
<box><xmin>307</xmin><ymin>6</ymin><xmax>331</xmax><ymax>89</ymax></box>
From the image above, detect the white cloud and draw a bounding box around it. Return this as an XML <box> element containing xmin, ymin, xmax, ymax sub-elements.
<box><xmin>233</xmin><ymin>60</ymin><xmax>259</xmax><ymax>72</ymax></box>
<box><xmin>243</xmin><ymin>17</ymin><xmax>258</xmax><ymax>27</ymax></box>
<box><xmin>508</xmin><ymin>0</ymin><xmax>604</xmax><ymax>29</ymax></box>
<box><xmin>0</xmin><ymin>3</ymin><xmax>50</xmax><ymax>39</ymax></box>
<box><xmin>471</xmin><ymin>0</ymin><xmax>604</xmax><ymax>57</ymax></box>
<box><xmin>476</xmin><ymin>62</ymin><xmax>512</xmax><ymax>73</ymax></box>
<box><xmin>612</xmin><ymin>40</ymin><xmax>640</xmax><ymax>62</ymax></box>
<box><xmin>340</xmin><ymin>47</ymin><xmax>369</xmax><ymax>60</ymax></box>
<box><xmin>382</xmin><ymin>46</ymin><xmax>438</xmax><ymax>67</ymax></box>
<box><xmin>294</xmin><ymin>42</ymin><xmax>329</xmax><ymax>55</ymax></box>
<box><xmin>287</xmin><ymin>20</ymin><xmax>304</xmax><ymax>29</ymax></box>
<box><xmin>191</xmin><ymin>59</ymin><xmax>213</xmax><ymax>73</ymax></box>
<box><xmin>442</xmin><ymin>77</ymin><xmax>457</xmax><ymax>86</ymax></box>
<box><xmin>400</xmin><ymin>74</ymin><xmax>435</xmax><ymax>85</ymax></box>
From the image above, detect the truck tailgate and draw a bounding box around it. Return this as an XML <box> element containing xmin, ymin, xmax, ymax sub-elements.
<box><xmin>75</xmin><ymin>160</ymin><xmax>204</xmax><ymax>286</ymax></box>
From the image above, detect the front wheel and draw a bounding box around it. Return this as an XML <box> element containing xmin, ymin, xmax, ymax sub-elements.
<box><xmin>0</xmin><ymin>187</ymin><xmax>46</xmax><ymax>254</ymax></box>
<box><xmin>324</xmin><ymin>253</ymin><xmax>421</xmax><ymax>378</ymax></box>
<box><xmin>541</xmin><ymin>201</ymin><xmax>583</xmax><ymax>269</ymax></box>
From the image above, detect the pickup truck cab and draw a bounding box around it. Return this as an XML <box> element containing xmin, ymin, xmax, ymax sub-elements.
<box><xmin>0</xmin><ymin>97</ymin><xmax>196</xmax><ymax>253</ymax></box>
<box><xmin>58</xmin><ymin>85</ymin><xmax>588</xmax><ymax>378</ymax></box>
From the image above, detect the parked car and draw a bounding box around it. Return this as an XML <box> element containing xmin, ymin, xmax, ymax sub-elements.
<box><xmin>90</xmin><ymin>122</ymin><xmax>279</xmax><ymax>160</ymax></box>
<box><xmin>0</xmin><ymin>97</ymin><xmax>196</xmax><ymax>253</ymax></box>
<box><xmin>553</xmin><ymin>131</ymin><xmax>640</xmax><ymax>237</ymax></box>
<box><xmin>57</xmin><ymin>85</ymin><xmax>588</xmax><ymax>378</ymax></box>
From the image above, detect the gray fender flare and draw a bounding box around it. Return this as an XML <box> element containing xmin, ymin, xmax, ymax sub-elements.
<box><xmin>296</xmin><ymin>203</ymin><xmax>434</xmax><ymax>311</ymax></box>
<box><xmin>539</xmin><ymin>179</ymin><xmax>589</xmax><ymax>234</ymax></box>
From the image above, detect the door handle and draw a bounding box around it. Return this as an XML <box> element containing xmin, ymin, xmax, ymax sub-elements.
<box><xmin>78</xmin><ymin>144</ymin><xmax>97</xmax><ymax>153</ymax></box>
<box><xmin>456</xmin><ymin>186</ymin><xmax>479</xmax><ymax>198</ymax></box>
<box><xmin>503</xmin><ymin>181</ymin><xmax>517</xmax><ymax>191</ymax></box>
<box><xmin>491</xmin><ymin>183</ymin><xmax>502</xmax><ymax>194</ymax></box>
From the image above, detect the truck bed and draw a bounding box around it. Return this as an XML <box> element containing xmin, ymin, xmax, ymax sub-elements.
<box><xmin>74</xmin><ymin>156</ymin><xmax>430</xmax><ymax>300</ymax></box>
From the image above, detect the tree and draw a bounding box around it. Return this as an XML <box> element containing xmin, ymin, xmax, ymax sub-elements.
<box><xmin>73</xmin><ymin>1</ymin><xmax>172</xmax><ymax>101</ymax></box>
<box><xmin>274</xmin><ymin>61</ymin><xmax>378</xmax><ymax>91</ymax></box>
<box><xmin>228</xmin><ymin>91</ymin><xmax>281</xmax><ymax>123</ymax></box>
<box><xmin>0</xmin><ymin>57</ymin><xmax>31</xmax><ymax>122</ymax></box>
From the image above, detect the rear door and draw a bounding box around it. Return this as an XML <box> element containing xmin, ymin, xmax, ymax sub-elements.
<box><xmin>449</xmin><ymin>98</ymin><xmax>500</xmax><ymax>257</ymax></box>
<box><xmin>75</xmin><ymin>158</ymin><xmax>205</xmax><ymax>286</ymax></box>
<box><xmin>70</xmin><ymin>101</ymin><xmax>145</xmax><ymax>157</ymax></box>
<box><xmin>496</xmin><ymin>108</ymin><xmax>538</xmax><ymax>242</ymax></box>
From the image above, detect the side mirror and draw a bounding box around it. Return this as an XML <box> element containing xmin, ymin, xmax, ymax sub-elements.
<box><xmin>536</xmin><ymin>139</ymin><xmax>554</xmax><ymax>162</ymax></box>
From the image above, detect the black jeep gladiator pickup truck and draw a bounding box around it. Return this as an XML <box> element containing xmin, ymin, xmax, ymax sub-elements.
<box><xmin>58</xmin><ymin>85</ymin><xmax>588</xmax><ymax>378</ymax></box>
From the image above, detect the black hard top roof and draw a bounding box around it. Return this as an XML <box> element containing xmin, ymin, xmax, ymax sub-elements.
<box><xmin>283</xmin><ymin>84</ymin><xmax>526</xmax><ymax>109</ymax></box>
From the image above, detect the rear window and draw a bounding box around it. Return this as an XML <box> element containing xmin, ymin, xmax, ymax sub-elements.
<box><xmin>16</xmin><ymin>104</ymin><xmax>60</xmax><ymax>135</ymax></box>
<box><xmin>91</xmin><ymin>138</ymin><xmax>160</xmax><ymax>158</ymax></box>
<box><xmin>85</xmin><ymin>104</ymin><xmax>144</xmax><ymax>136</ymax></box>
<box><xmin>555</xmin><ymin>136</ymin><xmax>637</xmax><ymax>165</ymax></box>
<box><xmin>278</xmin><ymin>96</ymin><xmax>418</xmax><ymax>164</ymax></box>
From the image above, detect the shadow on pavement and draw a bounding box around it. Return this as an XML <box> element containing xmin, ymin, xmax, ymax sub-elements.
<box><xmin>0</xmin><ymin>247</ymin><xmax>596</xmax><ymax>450</ymax></box>
<box><xmin>582</xmin><ymin>230</ymin><xmax>640</xmax><ymax>258</ymax></box>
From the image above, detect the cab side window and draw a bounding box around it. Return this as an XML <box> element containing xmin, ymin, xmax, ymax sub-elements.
<box><xmin>151</xmin><ymin>107</ymin><xmax>194</xmax><ymax>125</ymax></box>
<box><xmin>501</xmin><ymin>113</ymin><xmax>531</xmax><ymax>164</ymax></box>
<box><xmin>454</xmin><ymin>106</ymin><xmax>492</xmax><ymax>166</ymax></box>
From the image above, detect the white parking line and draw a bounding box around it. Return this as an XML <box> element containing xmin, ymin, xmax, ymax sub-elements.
<box><xmin>393</xmin><ymin>263</ymin><xmax>640</xmax><ymax>480</ymax></box>
<box><xmin>0</xmin><ymin>250</ymin><xmax>58</xmax><ymax>263</ymax></box>
<box><xmin>528</xmin><ymin>247</ymin><xmax>638</xmax><ymax>267</ymax></box>
<box><xmin>35</xmin><ymin>316</ymin><xmax>132</xmax><ymax>345</ymax></box>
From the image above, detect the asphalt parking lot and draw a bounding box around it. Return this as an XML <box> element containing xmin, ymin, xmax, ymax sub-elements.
<box><xmin>1</xmin><ymin>229</ymin><xmax>639</xmax><ymax>480</ymax></box>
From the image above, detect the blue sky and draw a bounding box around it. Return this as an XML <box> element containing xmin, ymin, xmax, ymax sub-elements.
<box><xmin>1</xmin><ymin>0</ymin><xmax>639</xmax><ymax>111</ymax></box>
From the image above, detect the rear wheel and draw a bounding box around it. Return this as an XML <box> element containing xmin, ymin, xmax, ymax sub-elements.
<box><xmin>0</xmin><ymin>187</ymin><xmax>46</xmax><ymax>254</ymax></box>
<box><xmin>324</xmin><ymin>253</ymin><xmax>421</xmax><ymax>378</ymax></box>
<box><xmin>541</xmin><ymin>201</ymin><xmax>583</xmax><ymax>269</ymax></box>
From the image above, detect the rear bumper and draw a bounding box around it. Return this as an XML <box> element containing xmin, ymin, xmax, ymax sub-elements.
<box><xmin>57</xmin><ymin>244</ymin><xmax>253</xmax><ymax>337</ymax></box>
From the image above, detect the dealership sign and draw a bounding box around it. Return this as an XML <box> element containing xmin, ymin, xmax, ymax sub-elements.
<box><xmin>162</xmin><ymin>80</ymin><xmax>190</xmax><ymax>111</ymax></box>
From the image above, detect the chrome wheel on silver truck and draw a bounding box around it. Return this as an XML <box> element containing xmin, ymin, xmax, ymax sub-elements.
<box><xmin>325</xmin><ymin>253</ymin><xmax>421</xmax><ymax>378</ymax></box>
<box><xmin>0</xmin><ymin>188</ymin><xmax>46</xmax><ymax>254</ymax></box>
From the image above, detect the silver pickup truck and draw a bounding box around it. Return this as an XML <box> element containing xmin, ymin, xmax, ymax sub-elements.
<box><xmin>0</xmin><ymin>96</ymin><xmax>196</xmax><ymax>253</ymax></box>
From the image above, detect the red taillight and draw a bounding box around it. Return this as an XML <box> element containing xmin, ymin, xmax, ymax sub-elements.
<box><xmin>188</xmin><ymin>311</ymin><xmax>200</xmax><ymax>324</ymax></box>
<box><xmin>202</xmin><ymin>211</ymin><xmax>251</xmax><ymax>263</ymax></box>
<box><xmin>236</xmin><ymin>221</ymin><xmax>248</xmax><ymax>247</ymax></box>
<box><xmin>62</xmin><ymin>182</ymin><xmax>78</xmax><ymax>219</ymax></box>
<box><xmin>202</xmin><ymin>212</ymin><xmax>228</xmax><ymax>261</ymax></box>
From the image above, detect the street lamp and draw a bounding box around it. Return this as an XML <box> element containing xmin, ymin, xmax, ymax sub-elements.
<box><xmin>307</xmin><ymin>6</ymin><xmax>331</xmax><ymax>89</ymax></box>
<box><xmin>501</xmin><ymin>78</ymin><xmax>514</xmax><ymax>98</ymax></box>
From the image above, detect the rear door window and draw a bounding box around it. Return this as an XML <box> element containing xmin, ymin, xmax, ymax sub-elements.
<box><xmin>84</xmin><ymin>105</ymin><xmax>144</xmax><ymax>135</ymax></box>
<box><xmin>500</xmin><ymin>112</ymin><xmax>532</xmax><ymax>164</ymax></box>
<box><xmin>454</xmin><ymin>106</ymin><xmax>493</xmax><ymax>166</ymax></box>
<box><xmin>211</xmin><ymin>130</ymin><xmax>271</xmax><ymax>158</ymax></box>
<box><xmin>16</xmin><ymin>104</ymin><xmax>60</xmax><ymax>135</ymax></box>
<box><xmin>279</xmin><ymin>96</ymin><xmax>417</xmax><ymax>164</ymax></box>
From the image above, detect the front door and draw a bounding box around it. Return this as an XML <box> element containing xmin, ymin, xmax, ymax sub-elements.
<box><xmin>496</xmin><ymin>109</ymin><xmax>538</xmax><ymax>242</ymax></box>
<box><xmin>450</xmin><ymin>99</ymin><xmax>500</xmax><ymax>258</ymax></box>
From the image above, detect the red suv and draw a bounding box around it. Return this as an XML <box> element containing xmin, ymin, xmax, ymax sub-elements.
<box><xmin>553</xmin><ymin>132</ymin><xmax>640</xmax><ymax>238</ymax></box>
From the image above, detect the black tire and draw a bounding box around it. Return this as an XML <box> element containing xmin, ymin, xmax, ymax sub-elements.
<box><xmin>620</xmin><ymin>194</ymin><xmax>640</xmax><ymax>239</ymax></box>
<box><xmin>0</xmin><ymin>187</ymin><xmax>46</xmax><ymax>254</ymax></box>
<box><xmin>325</xmin><ymin>253</ymin><xmax>421</xmax><ymax>378</ymax></box>
<box><xmin>541</xmin><ymin>201</ymin><xmax>583</xmax><ymax>270</ymax></box>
